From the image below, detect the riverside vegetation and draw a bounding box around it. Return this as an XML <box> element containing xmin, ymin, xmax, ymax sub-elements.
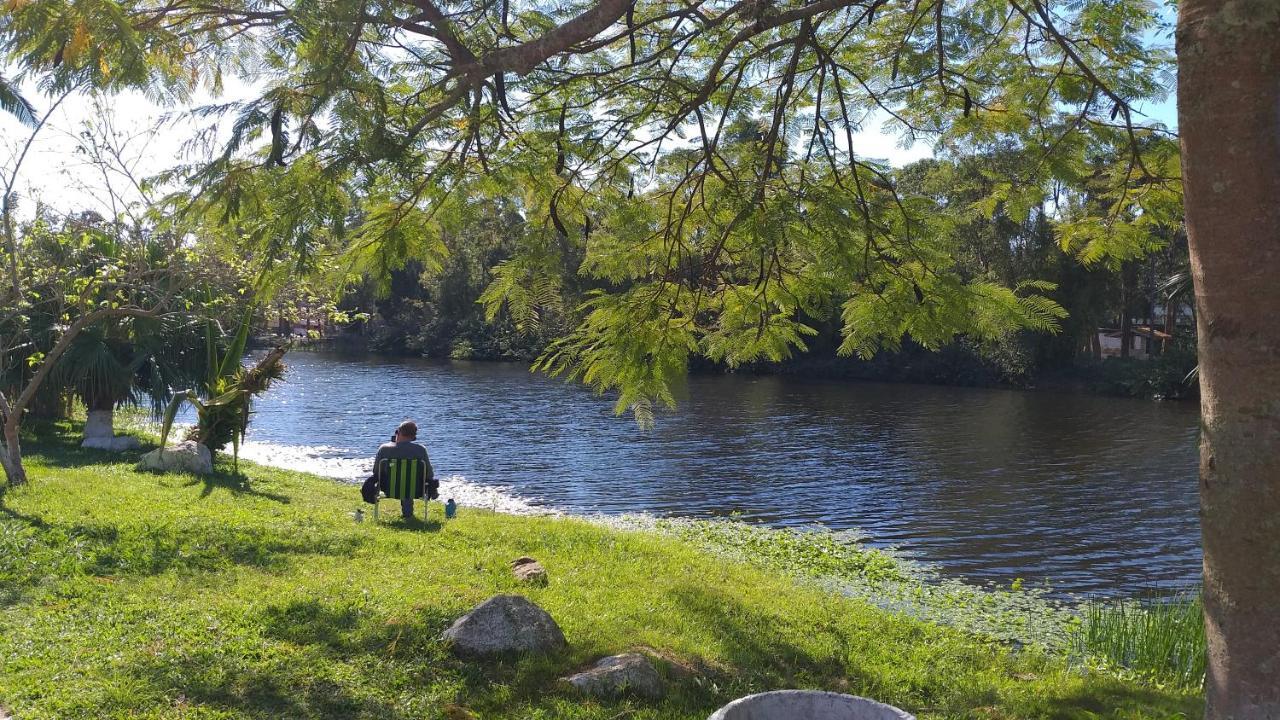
<box><xmin>0</xmin><ymin>428</ymin><xmax>1202</xmax><ymax>719</ymax></box>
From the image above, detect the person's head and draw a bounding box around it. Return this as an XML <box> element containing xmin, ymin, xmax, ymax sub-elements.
<box><xmin>394</xmin><ymin>420</ymin><xmax>418</xmax><ymax>442</ymax></box>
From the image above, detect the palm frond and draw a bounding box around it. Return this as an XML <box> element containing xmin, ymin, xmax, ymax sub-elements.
<box><xmin>0</xmin><ymin>74</ymin><xmax>37</xmax><ymax>127</ymax></box>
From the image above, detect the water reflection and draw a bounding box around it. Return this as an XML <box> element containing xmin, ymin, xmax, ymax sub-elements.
<box><xmin>236</xmin><ymin>351</ymin><xmax>1201</xmax><ymax>595</ymax></box>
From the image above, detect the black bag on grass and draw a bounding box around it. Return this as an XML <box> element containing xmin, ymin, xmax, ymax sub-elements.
<box><xmin>361</xmin><ymin>475</ymin><xmax>380</xmax><ymax>504</ymax></box>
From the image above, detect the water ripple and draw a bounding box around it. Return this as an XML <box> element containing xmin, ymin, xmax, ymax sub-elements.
<box><xmin>233</xmin><ymin>351</ymin><xmax>1201</xmax><ymax>595</ymax></box>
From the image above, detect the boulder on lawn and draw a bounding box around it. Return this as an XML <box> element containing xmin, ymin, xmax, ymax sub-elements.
<box><xmin>560</xmin><ymin>653</ymin><xmax>664</xmax><ymax>700</ymax></box>
<box><xmin>707</xmin><ymin>691</ymin><xmax>915</xmax><ymax>720</ymax></box>
<box><xmin>137</xmin><ymin>440</ymin><xmax>213</xmax><ymax>475</ymax></box>
<box><xmin>512</xmin><ymin>556</ymin><xmax>549</xmax><ymax>584</ymax></box>
<box><xmin>440</xmin><ymin>595</ymin><xmax>566</xmax><ymax>658</ymax></box>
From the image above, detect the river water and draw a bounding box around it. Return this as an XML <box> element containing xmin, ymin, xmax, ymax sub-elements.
<box><xmin>234</xmin><ymin>351</ymin><xmax>1202</xmax><ymax>596</ymax></box>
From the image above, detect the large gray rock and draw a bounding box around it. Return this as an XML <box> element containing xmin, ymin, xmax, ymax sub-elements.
<box><xmin>440</xmin><ymin>595</ymin><xmax>566</xmax><ymax>658</ymax></box>
<box><xmin>708</xmin><ymin>691</ymin><xmax>915</xmax><ymax>720</ymax></box>
<box><xmin>137</xmin><ymin>440</ymin><xmax>213</xmax><ymax>475</ymax></box>
<box><xmin>561</xmin><ymin>653</ymin><xmax>664</xmax><ymax>700</ymax></box>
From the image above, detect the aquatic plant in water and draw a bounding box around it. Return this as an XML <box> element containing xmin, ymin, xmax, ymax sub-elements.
<box><xmin>604</xmin><ymin>515</ymin><xmax>1080</xmax><ymax>649</ymax></box>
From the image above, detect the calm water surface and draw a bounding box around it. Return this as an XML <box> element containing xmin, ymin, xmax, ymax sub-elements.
<box><xmin>237</xmin><ymin>351</ymin><xmax>1201</xmax><ymax>596</ymax></box>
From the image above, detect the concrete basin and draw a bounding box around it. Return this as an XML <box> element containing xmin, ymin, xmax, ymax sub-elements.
<box><xmin>707</xmin><ymin>690</ymin><xmax>915</xmax><ymax>720</ymax></box>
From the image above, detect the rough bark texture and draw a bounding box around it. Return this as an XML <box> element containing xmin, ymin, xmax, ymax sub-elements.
<box><xmin>1</xmin><ymin>418</ymin><xmax>25</xmax><ymax>485</ymax></box>
<box><xmin>1177</xmin><ymin>1</ymin><xmax>1280</xmax><ymax>717</ymax></box>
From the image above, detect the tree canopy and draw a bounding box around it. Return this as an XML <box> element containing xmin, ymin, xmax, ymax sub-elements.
<box><xmin>2</xmin><ymin>0</ymin><xmax>1180</xmax><ymax>417</ymax></box>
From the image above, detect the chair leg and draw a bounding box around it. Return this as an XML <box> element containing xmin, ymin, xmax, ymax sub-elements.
<box><xmin>373</xmin><ymin>499</ymin><xmax>379</xmax><ymax>521</ymax></box>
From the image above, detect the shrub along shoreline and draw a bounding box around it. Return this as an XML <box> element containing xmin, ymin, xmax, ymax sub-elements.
<box><xmin>0</xmin><ymin>432</ymin><xmax>1201</xmax><ymax>719</ymax></box>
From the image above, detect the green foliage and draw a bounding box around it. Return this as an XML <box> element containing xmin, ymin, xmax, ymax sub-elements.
<box><xmin>1056</xmin><ymin>139</ymin><xmax>1183</xmax><ymax>268</ymax></box>
<box><xmin>3</xmin><ymin>0</ymin><xmax>1181</xmax><ymax>416</ymax></box>
<box><xmin>0</xmin><ymin>72</ymin><xmax>36</xmax><ymax>125</ymax></box>
<box><xmin>536</xmin><ymin>288</ymin><xmax>698</xmax><ymax>425</ymax></box>
<box><xmin>1081</xmin><ymin>342</ymin><xmax>1200</xmax><ymax>400</ymax></box>
<box><xmin>1072</xmin><ymin>589</ymin><xmax>1206</xmax><ymax>689</ymax></box>
<box><xmin>343</xmin><ymin>199</ymin><xmax>563</xmax><ymax>360</ymax></box>
<box><xmin>618</xmin><ymin>516</ymin><xmax>1080</xmax><ymax>650</ymax></box>
<box><xmin>838</xmin><ymin>277</ymin><xmax>1066</xmax><ymax>359</ymax></box>
<box><xmin>159</xmin><ymin>309</ymin><xmax>286</xmax><ymax>465</ymax></box>
<box><xmin>649</xmin><ymin>518</ymin><xmax>908</xmax><ymax>585</ymax></box>
<box><xmin>0</xmin><ymin>210</ymin><xmax>227</xmax><ymax>439</ymax></box>
<box><xmin>49</xmin><ymin>313</ymin><xmax>209</xmax><ymax>418</ymax></box>
<box><xmin>0</xmin><ymin>436</ymin><xmax>1202</xmax><ymax>718</ymax></box>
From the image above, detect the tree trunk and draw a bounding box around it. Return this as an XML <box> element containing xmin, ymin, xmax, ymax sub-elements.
<box><xmin>1</xmin><ymin>417</ymin><xmax>26</xmax><ymax>485</ymax></box>
<box><xmin>1163</xmin><ymin>298</ymin><xmax>1178</xmax><ymax>346</ymax></box>
<box><xmin>1178</xmin><ymin>2</ymin><xmax>1280</xmax><ymax>717</ymax></box>
<box><xmin>1119</xmin><ymin>262</ymin><xmax>1134</xmax><ymax>359</ymax></box>
<box><xmin>1145</xmin><ymin>284</ymin><xmax>1160</xmax><ymax>356</ymax></box>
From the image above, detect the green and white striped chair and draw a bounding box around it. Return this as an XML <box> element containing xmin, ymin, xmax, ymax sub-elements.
<box><xmin>372</xmin><ymin>457</ymin><xmax>429</xmax><ymax>520</ymax></box>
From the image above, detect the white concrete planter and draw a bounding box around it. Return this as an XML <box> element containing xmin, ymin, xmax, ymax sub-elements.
<box><xmin>81</xmin><ymin>409</ymin><xmax>141</xmax><ymax>451</ymax></box>
<box><xmin>708</xmin><ymin>691</ymin><xmax>915</xmax><ymax>720</ymax></box>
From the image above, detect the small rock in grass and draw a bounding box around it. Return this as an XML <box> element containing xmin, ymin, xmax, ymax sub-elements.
<box><xmin>137</xmin><ymin>440</ymin><xmax>213</xmax><ymax>475</ymax></box>
<box><xmin>560</xmin><ymin>653</ymin><xmax>665</xmax><ymax>700</ymax></box>
<box><xmin>440</xmin><ymin>595</ymin><xmax>566</xmax><ymax>658</ymax></box>
<box><xmin>512</xmin><ymin>556</ymin><xmax>549</xmax><ymax>584</ymax></box>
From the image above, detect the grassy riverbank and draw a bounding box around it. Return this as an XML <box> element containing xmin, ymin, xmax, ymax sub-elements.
<box><xmin>1</xmin><ymin>433</ymin><xmax>1201</xmax><ymax>719</ymax></box>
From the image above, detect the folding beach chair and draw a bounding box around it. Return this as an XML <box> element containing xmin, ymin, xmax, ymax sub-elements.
<box><xmin>372</xmin><ymin>457</ymin><xmax>429</xmax><ymax>520</ymax></box>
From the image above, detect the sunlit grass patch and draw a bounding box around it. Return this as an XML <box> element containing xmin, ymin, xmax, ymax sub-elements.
<box><xmin>0</xmin><ymin>432</ymin><xmax>1202</xmax><ymax>719</ymax></box>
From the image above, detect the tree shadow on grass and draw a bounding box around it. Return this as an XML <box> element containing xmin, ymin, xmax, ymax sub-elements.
<box><xmin>664</xmin><ymin>584</ymin><xmax>847</xmax><ymax>687</ymax></box>
<box><xmin>0</xmin><ymin>506</ymin><xmax>365</xmax><ymax>609</ymax></box>
<box><xmin>22</xmin><ymin>435</ymin><xmax>291</xmax><ymax>504</ymax></box>
<box><xmin>122</xmin><ymin>651</ymin><xmax>409</xmax><ymax>719</ymax></box>
<box><xmin>373</xmin><ymin>514</ymin><xmax>443</xmax><ymax>533</ymax></box>
<box><xmin>0</xmin><ymin>498</ymin><xmax>49</xmax><ymax>529</ymax></box>
<box><xmin>174</xmin><ymin>468</ymin><xmax>292</xmax><ymax>504</ymax></box>
<box><xmin>1038</xmin><ymin>683</ymin><xmax>1202</xmax><ymax>720</ymax></box>
<box><xmin>259</xmin><ymin>597</ymin><xmax>457</xmax><ymax>655</ymax></box>
<box><xmin>21</xmin><ymin>432</ymin><xmax>148</xmax><ymax>469</ymax></box>
<box><xmin>108</xmin><ymin>598</ymin><xmax>468</xmax><ymax>719</ymax></box>
<box><xmin>664</xmin><ymin>584</ymin><xmax>1201</xmax><ymax>720</ymax></box>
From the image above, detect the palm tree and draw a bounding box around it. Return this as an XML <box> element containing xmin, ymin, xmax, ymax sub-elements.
<box><xmin>160</xmin><ymin>309</ymin><xmax>288</xmax><ymax>469</ymax></box>
<box><xmin>53</xmin><ymin>315</ymin><xmax>209</xmax><ymax>450</ymax></box>
<box><xmin>1160</xmin><ymin>265</ymin><xmax>1193</xmax><ymax>335</ymax></box>
<box><xmin>0</xmin><ymin>74</ymin><xmax>36</xmax><ymax>126</ymax></box>
<box><xmin>1160</xmin><ymin>260</ymin><xmax>1199</xmax><ymax>384</ymax></box>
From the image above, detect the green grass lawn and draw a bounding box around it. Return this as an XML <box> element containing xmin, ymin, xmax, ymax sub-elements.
<box><xmin>0</xmin><ymin>434</ymin><xmax>1201</xmax><ymax>719</ymax></box>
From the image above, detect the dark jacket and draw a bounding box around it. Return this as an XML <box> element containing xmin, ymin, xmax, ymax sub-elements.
<box><xmin>374</xmin><ymin>440</ymin><xmax>432</xmax><ymax>474</ymax></box>
<box><xmin>364</xmin><ymin>440</ymin><xmax>436</xmax><ymax>501</ymax></box>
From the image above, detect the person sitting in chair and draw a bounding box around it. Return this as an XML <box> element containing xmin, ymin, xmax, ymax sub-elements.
<box><xmin>373</xmin><ymin>420</ymin><xmax>435</xmax><ymax>518</ymax></box>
